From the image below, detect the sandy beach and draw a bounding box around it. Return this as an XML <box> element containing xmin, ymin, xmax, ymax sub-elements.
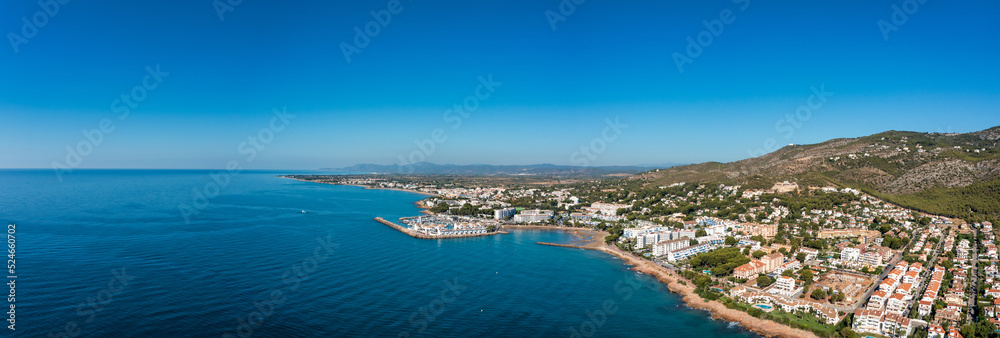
<box><xmin>291</xmin><ymin>176</ymin><xmax>816</xmax><ymax>337</ymax></box>
<box><xmin>521</xmin><ymin>227</ymin><xmax>819</xmax><ymax>338</ymax></box>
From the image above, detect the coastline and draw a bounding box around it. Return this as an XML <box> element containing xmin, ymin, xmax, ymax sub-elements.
<box><xmin>291</xmin><ymin>177</ymin><xmax>814</xmax><ymax>337</ymax></box>
<box><xmin>537</xmin><ymin>238</ymin><xmax>819</xmax><ymax>338</ymax></box>
<box><xmin>280</xmin><ymin>177</ymin><xmax>440</xmax><ymax>197</ymax></box>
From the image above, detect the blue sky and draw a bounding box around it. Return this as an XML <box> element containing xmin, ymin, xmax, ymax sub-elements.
<box><xmin>1</xmin><ymin>0</ymin><xmax>998</xmax><ymax>169</ymax></box>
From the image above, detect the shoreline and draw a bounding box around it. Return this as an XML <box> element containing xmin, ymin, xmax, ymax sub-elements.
<box><xmin>538</xmin><ymin>240</ymin><xmax>819</xmax><ymax>338</ymax></box>
<box><xmin>291</xmin><ymin>175</ymin><xmax>814</xmax><ymax>337</ymax></box>
<box><xmin>280</xmin><ymin>177</ymin><xmax>440</xmax><ymax>197</ymax></box>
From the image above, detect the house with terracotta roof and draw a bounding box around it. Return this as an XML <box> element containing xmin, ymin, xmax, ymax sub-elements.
<box><xmin>852</xmin><ymin>309</ymin><xmax>914</xmax><ymax>337</ymax></box>
<box><xmin>937</xmin><ymin>308</ymin><xmax>962</xmax><ymax>323</ymax></box>
<box><xmin>928</xmin><ymin>324</ymin><xmax>946</xmax><ymax>338</ymax></box>
<box><xmin>885</xmin><ymin>293</ymin><xmax>908</xmax><ymax>315</ymax></box>
<box><xmin>888</xmin><ymin>268</ymin><xmax>906</xmax><ymax>281</ymax></box>
<box><xmin>761</xmin><ymin>252</ymin><xmax>785</xmax><ymax>272</ymax></box>
<box><xmin>853</xmin><ymin>309</ymin><xmax>884</xmax><ymax>334</ymax></box>
<box><xmin>879</xmin><ymin>278</ymin><xmax>899</xmax><ymax>294</ymax></box>
<box><xmin>868</xmin><ymin>290</ymin><xmax>888</xmax><ymax>310</ymax></box>
<box><xmin>917</xmin><ymin>300</ymin><xmax>933</xmax><ymax>316</ymax></box>
<box><xmin>734</xmin><ymin>260</ymin><xmax>768</xmax><ymax>280</ymax></box>
<box><xmin>882</xmin><ymin>313</ymin><xmax>913</xmax><ymax>337</ymax></box>
<box><xmin>895</xmin><ymin>283</ymin><xmax>913</xmax><ymax>297</ymax></box>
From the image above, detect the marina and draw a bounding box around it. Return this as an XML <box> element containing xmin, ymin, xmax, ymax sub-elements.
<box><xmin>374</xmin><ymin>216</ymin><xmax>504</xmax><ymax>239</ymax></box>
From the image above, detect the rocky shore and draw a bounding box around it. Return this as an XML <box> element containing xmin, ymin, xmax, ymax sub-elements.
<box><xmin>530</xmin><ymin>231</ymin><xmax>819</xmax><ymax>338</ymax></box>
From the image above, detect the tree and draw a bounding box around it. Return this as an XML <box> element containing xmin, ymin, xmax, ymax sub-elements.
<box><xmin>725</xmin><ymin>236</ymin><xmax>737</xmax><ymax>246</ymax></box>
<box><xmin>695</xmin><ymin>229</ymin><xmax>708</xmax><ymax>237</ymax></box>
<box><xmin>800</xmin><ymin>268</ymin><xmax>814</xmax><ymax>281</ymax></box>
<box><xmin>830</xmin><ymin>292</ymin><xmax>845</xmax><ymax>302</ymax></box>
<box><xmin>604</xmin><ymin>224</ymin><xmax>624</xmax><ymax>244</ymax></box>
<box><xmin>757</xmin><ymin>275</ymin><xmax>774</xmax><ymax>287</ymax></box>
<box><xmin>689</xmin><ymin>239</ymin><xmax>699</xmax><ymax>246</ymax></box>
<box><xmin>796</xmin><ymin>252</ymin><xmax>807</xmax><ymax>262</ymax></box>
<box><xmin>752</xmin><ymin>251</ymin><xmax>766</xmax><ymax>259</ymax></box>
<box><xmin>811</xmin><ymin>288</ymin><xmax>827</xmax><ymax>300</ymax></box>
<box><xmin>960</xmin><ymin>324</ymin><xmax>975</xmax><ymax>338</ymax></box>
<box><xmin>840</xmin><ymin>328</ymin><xmax>858</xmax><ymax>338</ymax></box>
<box><xmin>429</xmin><ymin>202</ymin><xmax>449</xmax><ymax>213</ymax></box>
<box><xmin>782</xmin><ymin>269</ymin><xmax>794</xmax><ymax>277</ymax></box>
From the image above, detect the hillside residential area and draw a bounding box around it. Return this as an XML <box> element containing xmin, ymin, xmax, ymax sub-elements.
<box><xmin>287</xmin><ymin>172</ymin><xmax>1000</xmax><ymax>338</ymax></box>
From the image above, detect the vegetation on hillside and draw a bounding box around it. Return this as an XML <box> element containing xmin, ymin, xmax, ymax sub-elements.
<box><xmin>687</xmin><ymin>247</ymin><xmax>751</xmax><ymax>276</ymax></box>
<box><xmin>880</xmin><ymin>178</ymin><xmax>1000</xmax><ymax>223</ymax></box>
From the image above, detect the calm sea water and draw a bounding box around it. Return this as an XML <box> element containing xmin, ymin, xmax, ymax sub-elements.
<box><xmin>0</xmin><ymin>170</ymin><xmax>760</xmax><ymax>337</ymax></box>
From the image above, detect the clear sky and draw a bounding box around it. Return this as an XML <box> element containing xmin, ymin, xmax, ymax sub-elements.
<box><xmin>2</xmin><ymin>0</ymin><xmax>999</xmax><ymax>169</ymax></box>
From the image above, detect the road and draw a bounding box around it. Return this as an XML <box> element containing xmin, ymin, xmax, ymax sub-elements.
<box><xmin>904</xmin><ymin>230</ymin><xmax>946</xmax><ymax>318</ymax></box>
<box><xmin>854</xmin><ymin>251</ymin><xmax>904</xmax><ymax>312</ymax></box>
<box><xmin>968</xmin><ymin>227</ymin><xmax>980</xmax><ymax>324</ymax></box>
<box><xmin>855</xmin><ymin>226</ymin><xmax>946</xmax><ymax>316</ymax></box>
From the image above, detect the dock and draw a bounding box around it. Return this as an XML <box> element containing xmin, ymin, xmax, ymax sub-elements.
<box><xmin>373</xmin><ymin>217</ymin><xmax>504</xmax><ymax>239</ymax></box>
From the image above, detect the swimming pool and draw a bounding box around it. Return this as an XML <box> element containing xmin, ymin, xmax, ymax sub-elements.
<box><xmin>753</xmin><ymin>304</ymin><xmax>773</xmax><ymax>310</ymax></box>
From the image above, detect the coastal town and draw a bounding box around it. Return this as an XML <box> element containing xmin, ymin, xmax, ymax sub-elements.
<box><xmin>284</xmin><ymin>174</ymin><xmax>1000</xmax><ymax>338</ymax></box>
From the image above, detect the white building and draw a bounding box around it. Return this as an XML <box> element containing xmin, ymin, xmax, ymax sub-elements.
<box><xmin>588</xmin><ymin>202</ymin><xmax>632</xmax><ymax>216</ymax></box>
<box><xmin>493</xmin><ymin>208</ymin><xmax>516</xmax><ymax>220</ymax></box>
<box><xmin>798</xmin><ymin>248</ymin><xmax>819</xmax><ymax>261</ymax></box>
<box><xmin>653</xmin><ymin>238</ymin><xmax>690</xmax><ymax>257</ymax></box>
<box><xmin>841</xmin><ymin>247</ymin><xmax>860</xmax><ymax>261</ymax></box>
<box><xmin>665</xmin><ymin>244</ymin><xmax>718</xmax><ymax>262</ymax></box>
<box><xmin>771</xmin><ymin>276</ymin><xmax>801</xmax><ymax>296</ymax></box>
<box><xmin>636</xmin><ymin>233</ymin><xmax>661</xmax><ymax>249</ymax></box>
<box><xmin>513</xmin><ymin>209</ymin><xmax>554</xmax><ymax>223</ymax></box>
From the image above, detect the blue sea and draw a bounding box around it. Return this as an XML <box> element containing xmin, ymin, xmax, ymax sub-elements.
<box><xmin>0</xmin><ymin>170</ymin><xmax>760</xmax><ymax>337</ymax></box>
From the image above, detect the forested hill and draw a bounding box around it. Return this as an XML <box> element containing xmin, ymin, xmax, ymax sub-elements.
<box><xmin>633</xmin><ymin>126</ymin><xmax>1000</xmax><ymax>223</ymax></box>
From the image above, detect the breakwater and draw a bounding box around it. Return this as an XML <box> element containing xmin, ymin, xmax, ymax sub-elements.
<box><xmin>536</xmin><ymin>241</ymin><xmax>587</xmax><ymax>249</ymax></box>
<box><xmin>373</xmin><ymin>217</ymin><xmax>504</xmax><ymax>239</ymax></box>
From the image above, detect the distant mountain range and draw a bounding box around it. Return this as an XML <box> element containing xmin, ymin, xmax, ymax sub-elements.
<box><xmin>321</xmin><ymin>162</ymin><xmax>679</xmax><ymax>176</ymax></box>
<box><xmin>635</xmin><ymin>126</ymin><xmax>1000</xmax><ymax>222</ymax></box>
